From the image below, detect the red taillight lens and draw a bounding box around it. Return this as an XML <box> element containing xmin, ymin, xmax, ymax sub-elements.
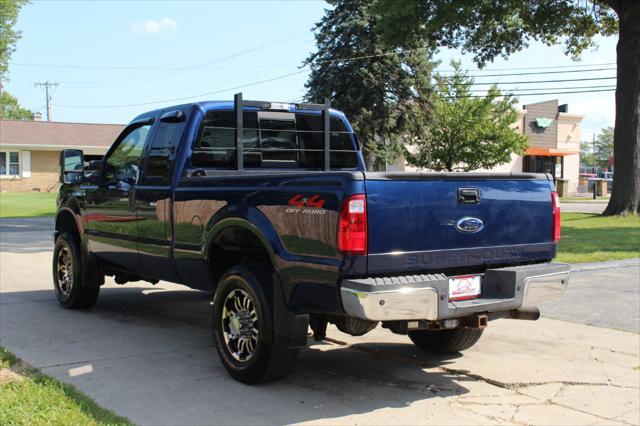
<box><xmin>552</xmin><ymin>191</ymin><xmax>561</xmax><ymax>242</ymax></box>
<box><xmin>338</xmin><ymin>194</ymin><xmax>367</xmax><ymax>255</ymax></box>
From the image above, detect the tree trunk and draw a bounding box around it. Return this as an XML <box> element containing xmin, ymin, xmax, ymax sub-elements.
<box><xmin>603</xmin><ymin>1</ymin><xmax>640</xmax><ymax>216</ymax></box>
<box><xmin>363</xmin><ymin>150</ymin><xmax>377</xmax><ymax>171</ymax></box>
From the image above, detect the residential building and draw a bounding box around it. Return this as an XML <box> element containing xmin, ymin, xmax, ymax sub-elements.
<box><xmin>0</xmin><ymin>120</ymin><xmax>124</xmax><ymax>192</ymax></box>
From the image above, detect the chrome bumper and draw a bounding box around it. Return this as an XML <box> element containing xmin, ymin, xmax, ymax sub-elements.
<box><xmin>340</xmin><ymin>262</ymin><xmax>570</xmax><ymax>322</ymax></box>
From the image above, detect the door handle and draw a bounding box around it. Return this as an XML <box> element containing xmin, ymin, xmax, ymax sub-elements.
<box><xmin>458</xmin><ymin>188</ymin><xmax>481</xmax><ymax>204</ymax></box>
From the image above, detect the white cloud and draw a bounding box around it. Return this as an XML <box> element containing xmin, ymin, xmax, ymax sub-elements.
<box><xmin>130</xmin><ymin>17</ymin><xmax>177</xmax><ymax>34</ymax></box>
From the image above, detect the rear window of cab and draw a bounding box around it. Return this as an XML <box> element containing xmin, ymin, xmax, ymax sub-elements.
<box><xmin>191</xmin><ymin>110</ymin><xmax>359</xmax><ymax>170</ymax></box>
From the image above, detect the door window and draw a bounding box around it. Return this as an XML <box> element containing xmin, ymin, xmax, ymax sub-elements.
<box><xmin>144</xmin><ymin>118</ymin><xmax>185</xmax><ymax>184</ymax></box>
<box><xmin>104</xmin><ymin>124</ymin><xmax>152</xmax><ymax>184</ymax></box>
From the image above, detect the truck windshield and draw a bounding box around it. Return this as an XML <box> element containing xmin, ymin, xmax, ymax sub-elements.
<box><xmin>191</xmin><ymin>110</ymin><xmax>359</xmax><ymax>170</ymax></box>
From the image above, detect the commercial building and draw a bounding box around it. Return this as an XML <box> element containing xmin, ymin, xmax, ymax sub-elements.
<box><xmin>394</xmin><ymin>99</ymin><xmax>584</xmax><ymax>195</ymax></box>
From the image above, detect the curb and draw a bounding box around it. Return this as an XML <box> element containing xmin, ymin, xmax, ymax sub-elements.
<box><xmin>570</xmin><ymin>258</ymin><xmax>640</xmax><ymax>272</ymax></box>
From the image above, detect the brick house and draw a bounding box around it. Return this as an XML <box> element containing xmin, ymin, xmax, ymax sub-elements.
<box><xmin>0</xmin><ymin>120</ymin><xmax>124</xmax><ymax>192</ymax></box>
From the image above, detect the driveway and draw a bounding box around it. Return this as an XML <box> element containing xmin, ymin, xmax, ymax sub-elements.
<box><xmin>1</xmin><ymin>218</ymin><xmax>639</xmax><ymax>425</ymax></box>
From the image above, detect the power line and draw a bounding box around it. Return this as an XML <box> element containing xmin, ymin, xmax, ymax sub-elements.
<box><xmin>442</xmin><ymin>67</ymin><xmax>616</xmax><ymax>78</ymax></box>
<box><xmin>465</xmin><ymin>84</ymin><xmax>616</xmax><ymax>93</ymax></box>
<box><xmin>436</xmin><ymin>62</ymin><xmax>616</xmax><ymax>72</ymax></box>
<box><xmin>11</xmin><ymin>55</ymin><xmax>616</xmax><ymax>74</ymax></box>
<box><xmin>55</xmin><ymin>74</ymin><xmax>615</xmax><ymax>105</ymax></box>
<box><xmin>54</xmin><ymin>82</ymin><xmax>615</xmax><ymax>110</ymax></box>
<box><xmin>53</xmin><ymin>70</ymin><xmax>306</xmax><ymax>109</ymax></box>
<box><xmin>445</xmin><ymin>88</ymin><xmax>615</xmax><ymax>98</ymax></box>
<box><xmin>455</xmin><ymin>76</ymin><xmax>616</xmax><ymax>86</ymax></box>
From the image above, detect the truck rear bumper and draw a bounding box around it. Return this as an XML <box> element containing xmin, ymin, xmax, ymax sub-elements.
<box><xmin>340</xmin><ymin>262</ymin><xmax>570</xmax><ymax>321</ymax></box>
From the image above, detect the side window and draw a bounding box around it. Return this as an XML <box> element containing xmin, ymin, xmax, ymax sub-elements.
<box><xmin>104</xmin><ymin>124</ymin><xmax>152</xmax><ymax>184</ymax></box>
<box><xmin>144</xmin><ymin>118</ymin><xmax>186</xmax><ymax>184</ymax></box>
<box><xmin>192</xmin><ymin>111</ymin><xmax>258</xmax><ymax>169</ymax></box>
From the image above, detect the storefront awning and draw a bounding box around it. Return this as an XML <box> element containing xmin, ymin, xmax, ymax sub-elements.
<box><xmin>525</xmin><ymin>148</ymin><xmax>579</xmax><ymax>156</ymax></box>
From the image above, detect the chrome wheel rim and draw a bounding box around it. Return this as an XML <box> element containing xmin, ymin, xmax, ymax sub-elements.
<box><xmin>221</xmin><ymin>287</ymin><xmax>259</xmax><ymax>362</ymax></box>
<box><xmin>56</xmin><ymin>247</ymin><xmax>73</xmax><ymax>297</ymax></box>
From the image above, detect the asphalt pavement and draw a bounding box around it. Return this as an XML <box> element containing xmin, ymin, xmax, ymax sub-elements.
<box><xmin>1</xmin><ymin>218</ymin><xmax>638</xmax><ymax>425</ymax></box>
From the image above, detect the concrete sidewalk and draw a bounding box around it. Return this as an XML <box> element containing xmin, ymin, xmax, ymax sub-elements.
<box><xmin>1</xmin><ymin>217</ymin><xmax>639</xmax><ymax>425</ymax></box>
<box><xmin>559</xmin><ymin>201</ymin><xmax>608</xmax><ymax>213</ymax></box>
<box><xmin>1</xmin><ymin>247</ymin><xmax>638</xmax><ymax>425</ymax></box>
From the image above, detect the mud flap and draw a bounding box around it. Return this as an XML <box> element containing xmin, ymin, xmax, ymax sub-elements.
<box><xmin>272</xmin><ymin>273</ymin><xmax>309</xmax><ymax>347</ymax></box>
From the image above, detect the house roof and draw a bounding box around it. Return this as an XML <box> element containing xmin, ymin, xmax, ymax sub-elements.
<box><xmin>0</xmin><ymin>119</ymin><xmax>125</xmax><ymax>150</ymax></box>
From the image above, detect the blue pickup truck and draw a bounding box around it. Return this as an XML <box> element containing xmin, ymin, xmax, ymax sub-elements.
<box><xmin>54</xmin><ymin>94</ymin><xmax>569</xmax><ymax>383</ymax></box>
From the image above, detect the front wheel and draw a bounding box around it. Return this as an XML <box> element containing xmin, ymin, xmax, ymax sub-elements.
<box><xmin>408</xmin><ymin>327</ymin><xmax>484</xmax><ymax>354</ymax></box>
<box><xmin>212</xmin><ymin>266</ymin><xmax>299</xmax><ymax>384</ymax></box>
<box><xmin>53</xmin><ymin>232</ymin><xmax>100</xmax><ymax>309</ymax></box>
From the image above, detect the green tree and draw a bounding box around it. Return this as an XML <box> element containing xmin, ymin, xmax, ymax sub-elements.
<box><xmin>594</xmin><ymin>126</ymin><xmax>614</xmax><ymax>170</ymax></box>
<box><xmin>580</xmin><ymin>140</ymin><xmax>596</xmax><ymax>172</ymax></box>
<box><xmin>405</xmin><ymin>62</ymin><xmax>527</xmax><ymax>172</ymax></box>
<box><xmin>303</xmin><ymin>0</ymin><xmax>434</xmax><ymax>170</ymax></box>
<box><xmin>1</xmin><ymin>0</ymin><xmax>29</xmax><ymax>79</ymax></box>
<box><xmin>0</xmin><ymin>91</ymin><xmax>33</xmax><ymax>119</ymax></box>
<box><xmin>371</xmin><ymin>0</ymin><xmax>638</xmax><ymax>215</ymax></box>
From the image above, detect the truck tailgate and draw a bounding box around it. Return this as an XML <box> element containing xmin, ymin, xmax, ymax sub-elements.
<box><xmin>364</xmin><ymin>173</ymin><xmax>556</xmax><ymax>274</ymax></box>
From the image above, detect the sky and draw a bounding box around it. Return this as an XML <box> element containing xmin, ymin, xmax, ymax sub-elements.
<box><xmin>6</xmin><ymin>0</ymin><xmax>617</xmax><ymax>139</ymax></box>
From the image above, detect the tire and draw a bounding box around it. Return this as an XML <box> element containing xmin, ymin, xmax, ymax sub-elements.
<box><xmin>52</xmin><ymin>232</ymin><xmax>100</xmax><ymax>309</ymax></box>
<box><xmin>212</xmin><ymin>266</ymin><xmax>299</xmax><ymax>384</ymax></box>
<box><xmin>408</xmin><ymin>327</ymin><xmax>484</xmax><ymax>354</ymax></box>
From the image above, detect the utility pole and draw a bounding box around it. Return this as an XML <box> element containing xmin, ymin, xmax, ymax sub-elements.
<box><xmin>592</xmin><ymin>133</ymin><xmax>596</xmax><ymax>174</ymax></box>
<box><xmin>34</xmin><ymin>81</ymin><xmax>58</xmax><ymax>121</ymax></box>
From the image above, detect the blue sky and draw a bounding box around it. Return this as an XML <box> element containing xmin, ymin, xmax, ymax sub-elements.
<box><xmin>7</xmin><ymin>0</ymin><xmax>616</xmax><ymax>139</ymax></box>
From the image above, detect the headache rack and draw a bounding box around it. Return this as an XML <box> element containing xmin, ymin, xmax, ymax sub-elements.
<box><xmin>231</xmin><ymin>92</ymin><xmax>338</xmax><ymax>171</ymax></box>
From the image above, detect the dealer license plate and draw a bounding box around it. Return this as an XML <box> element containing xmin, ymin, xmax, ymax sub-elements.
<box><xmin>448</xmin><ymin>275</ymin><xmax>481</xmax><ymax>301</ymax></box>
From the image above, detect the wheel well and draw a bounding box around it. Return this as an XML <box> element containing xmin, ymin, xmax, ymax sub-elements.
<box><xmin>55</xmin><ymin>211</ymin><xmax>80</xmax><ymax>243</ymax></box>
<box><xmin>208</xmin><ymin>226</ymin><xmax>274</xmax><ymax>287</ymax></box>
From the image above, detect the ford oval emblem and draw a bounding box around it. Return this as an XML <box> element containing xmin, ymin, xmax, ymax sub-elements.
<box><xmin>455</xmin><ymin>217</ymin><xmax>484</xmax><ymax>234</ymax></box>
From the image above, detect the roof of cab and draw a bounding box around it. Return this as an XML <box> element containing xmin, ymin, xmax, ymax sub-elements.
<box><xmin>132</xmin><ymin>100</ymin><xmax>351</xmax><ymax>129</ymax></box>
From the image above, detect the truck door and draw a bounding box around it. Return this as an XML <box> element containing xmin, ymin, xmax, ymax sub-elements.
<box><xmin>84</xmin><ymin>119</ymin><xmax>153</xmax><ymax>273</ymax></box>
<box><xmin>135</xmin><ymin>108</ymin><xmax>187</xmax><ymax>282</ymax></box>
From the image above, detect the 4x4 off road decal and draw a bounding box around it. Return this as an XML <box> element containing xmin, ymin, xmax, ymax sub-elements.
<box><xmin>288</xmin><ymin>194</ymin><xmax>326</xmax><ymax>209</ymax></box>
<box><xmin>286</xmin><ymin>194</ymin><xmax>327</xmax><ymax>215</ymax></box>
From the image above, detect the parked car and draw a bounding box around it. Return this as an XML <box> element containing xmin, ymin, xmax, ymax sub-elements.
<box><xmin>53</xmin><ymin>94</ymin><xmax>569</xmax><ymax>383</ymax></box>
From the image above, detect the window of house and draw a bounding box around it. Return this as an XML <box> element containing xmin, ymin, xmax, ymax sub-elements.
<box><xmin>0</xmin><ymin>152</ymin><xmax>20</xmax><ymax>176</ymax></box>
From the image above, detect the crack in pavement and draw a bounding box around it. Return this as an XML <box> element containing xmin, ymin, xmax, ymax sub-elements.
<box><xmin>323</xmin><ymin>336</ymin><xmax>639</xmax><ymax>425</ymax></box>
<box><xmin>34</xmin><ymin>346</ymin><xmax>213</xmax><ymax>370</ymax></box>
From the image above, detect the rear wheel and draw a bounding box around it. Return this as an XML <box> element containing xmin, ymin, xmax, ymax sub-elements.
<box><xmin>408</xmin><ymin>327</ymin><xmax>484</xmax><ymax>354</ymax></box>
<box><xmin>212</xmin><ymin>266</ymin><xmax>299</xmax><ymax>384</ymax></box>
<box><xmin>53</xmin><ymin>232</ymin><xmax>100</xmax><ymax>309</ymax></box>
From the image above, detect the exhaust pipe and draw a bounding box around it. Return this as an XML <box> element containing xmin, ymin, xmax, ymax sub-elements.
<box><xmin>511</xmin><ymin>307</ymin><xmax>540</xmax><ymax>321</ymax></box>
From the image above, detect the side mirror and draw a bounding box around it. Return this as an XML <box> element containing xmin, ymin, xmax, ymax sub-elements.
<box><xmin>60</xmin><ymin>149</ymin><xmax>84</xmax><ymax>184</ymax></box>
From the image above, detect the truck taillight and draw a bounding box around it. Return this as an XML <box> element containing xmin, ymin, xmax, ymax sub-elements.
<box><xmin>552</xmin><ymin>191</ymin><xmax>561</xmax><ymax>242</ymax></box>
<box><xmin>338</xmin><ymin>194</ymin><xmax>367</xmax><ymax>255</ymax></box>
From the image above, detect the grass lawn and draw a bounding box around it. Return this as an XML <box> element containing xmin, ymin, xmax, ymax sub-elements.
<box><xmin>0</xmin><ymin>347</ymin><xmax>130</xmax><ymax>425</ymax></box>
<box><xmin>556</xmin><ymin>213</ymin><xmax>640</xmax><ymax>263</ymax></box>
<box><xmin>0</xmin><ymin>192</ymin><xmax>58</xmax><ymax>218</ymax></box>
